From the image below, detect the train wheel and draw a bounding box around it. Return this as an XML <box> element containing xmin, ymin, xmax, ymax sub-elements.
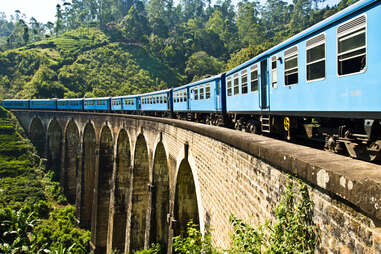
<box><xmin>344</xmin><ymin>140</ymin><xmax>381</xmax><ymax>162</ymax></box>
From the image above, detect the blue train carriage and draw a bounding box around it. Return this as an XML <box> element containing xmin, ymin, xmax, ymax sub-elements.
<box><xmin>83</xmin><ymin>97</ymin><xmax>111</xmax><ymax>112</ymax></box>
<box><xmin>111</xmin><ymin>95</ymin><xmax>139</xmax><ymax>113</ymax></box>
<box><xmin>226</xmin><ymin>0</ymin><xmax>381</xmax><ymax>161</ymax></box>
<box><xmin>57</xmin><ymin>98</ymin><xmax>84</xmax><ymax>111</ymax></box>
<box><xmin>30</xmin><ymin>99</ymin><xmax>57</xmax><ymax>110</ymax></box>
<box><xmin>175</xmin><ymin>74</ymin><xmax>225</xmax><ymax>125</ymax></box>
<box><xmin>1</xmin><ymin>99</ymin><xmax>30</xmax><ymax>109</ymax></box>
<box><xmin>140</xmin><ymin>89</ymin><xmax>172</xmax><ymax>117</ymax></box>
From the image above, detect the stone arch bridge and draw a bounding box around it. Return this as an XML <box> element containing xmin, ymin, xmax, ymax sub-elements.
<box><xmin>10</xmin><ymin>110</ymin><xmax>381</xmax><ymax>254</ymax></box>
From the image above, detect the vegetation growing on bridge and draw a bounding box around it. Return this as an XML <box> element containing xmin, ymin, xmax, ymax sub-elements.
<box><xmin>0</xmin><ymin>106</ymin><xmax>90</xmax><ymax>253</ymax></box>
<box><xmin>144</xmin><ymin>178</ymin><xmax>316</xmax><ymax>254</ymax></box>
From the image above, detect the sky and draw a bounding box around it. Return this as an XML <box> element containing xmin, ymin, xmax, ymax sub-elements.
<box><xmin>0</xmin><ymin>0</ymin><xmax>341</xmax><ymax>24</ymax></box>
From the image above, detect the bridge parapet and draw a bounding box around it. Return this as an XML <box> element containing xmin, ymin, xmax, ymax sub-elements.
<box><xmin>11</xmin><ymin>110</ymin><xmax>381</xmax><ymax>253</ymax></box>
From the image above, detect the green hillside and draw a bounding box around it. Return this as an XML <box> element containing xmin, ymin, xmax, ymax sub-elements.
<box><xmin>0</xmin><ymin>106</ymin><xmax>90</xmax><ymax>253</ymax></box>
<box><xmin>0</xmin><ymin>27</ymin><xmax>181</xmax><ymax>100</ymax></box>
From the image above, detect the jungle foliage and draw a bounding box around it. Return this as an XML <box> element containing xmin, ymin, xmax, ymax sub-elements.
<box><xmin>0</xmin><ymin>0</ymin><xmax>360</xmax><ymax>100</ymax></box>
<box><xmin>0</xmin><ymin>107</ymin><xmax>90</xmax><ymax>253</ymax></box>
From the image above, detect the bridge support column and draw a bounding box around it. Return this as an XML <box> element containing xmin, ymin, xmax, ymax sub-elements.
<box><xmin>75</xmin><ymin>141</ymin><xmax>84</xmax><ymax>220</ymax></box>
<box><xmin>90</xmin><ymin>144</ymin><xmax>100</xmax><ymax>253</ymax></box>
<box><xmin>60</xmin><ymin>136</ymin><xmax>66</xmax><ymax>189</ymax></box>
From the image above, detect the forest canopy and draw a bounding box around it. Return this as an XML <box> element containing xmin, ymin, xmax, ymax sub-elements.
<box><xmin>0</xmin><ymin>0</ymin><xmax>360</xmax><ymax>99</ymax></box>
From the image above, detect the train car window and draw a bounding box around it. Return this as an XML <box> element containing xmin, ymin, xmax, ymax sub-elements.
<box><xmin>337</xmin><ymin>15</ymin><xmax>366</xmax><ymax>76</ymax></box>
<box><xmin>184</xmin><ymin>91</ymin><xmax>187</xmax><ymax>102</ymax></box>
<box><xmin>194</xmin><ymin>87</ymin><xmax>199</xmax><ymax>100</ymax></box>
<box><xmin>250</xmin><ymin>65</ymin><xmax>258</xmax><ymax>92</ymax></box>
<box><xmin>217</xmin><ymin>81</ymin><xmax>220</xmax><ymax>96</ymax></box>
<box><xmin>271</xmin><ymin>56</ymin><xmax>278</xmax><ymax>88</ymax></box>
<box><xmin>206</xmin><ymin>84</ymin><xmax>210</xmax><ymax>99</ymax></box>
<box><xmin>306</xmin><ymin>33</ymin><xmax>326</xmax><ymax>81</ymax></box>
<box><xmin>241</xmin><ymin>70</ymin><xmax>248</xmax><ymax>94</ymax></box>
<box><xmin>164</xmin><ymin>95</ymin><xmax>167</xmax><ymax>103</ymax></box>
<box><xmin>284</xmin><ymin>46</ymin><xmax>298</xmax><ymax>85</ymax></box>
<box><xmin>233</xmin><ymin>74</ymin><xmax>239</xmax><ymax>95</ymax></box>
<box><xmin>180</xmin><ymin>91</ymin><xmax>183</xmax><ymax>102</ymax></box>
<box><xmin>227</xmin><ymin>77</ymin><xmax>232</xmax><ymax>96</ymax></box>
<box><xmin>160</xmin><ymin>96</ymin><xmax>163</xmax><ymax>104</ymax></box>
<box><xmin>200</xmin><ymin>86</ymin><xmax>205</xmax><ymax>100</ymax></box>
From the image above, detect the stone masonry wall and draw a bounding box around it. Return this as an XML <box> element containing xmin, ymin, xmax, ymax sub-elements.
<box><xmin>12</xmin><ymin>110</ymin><xmax>381</xmax><ymax>253</ymax></box>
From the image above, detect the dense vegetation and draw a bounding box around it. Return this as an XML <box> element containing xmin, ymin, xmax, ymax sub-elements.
<box><xmin>0</xmin><ymin>106</ymin><xmax>90</xmax><ymax>253</ymax></box>
<box><xmin>166</xmin><ymin>179</ymin><xmax>316</xmax><ymax>254</ymax></box>
<box><xmin>0</xmin><ymin>0</ymin><xmax>360</xmax><ymax>100</ymax></box>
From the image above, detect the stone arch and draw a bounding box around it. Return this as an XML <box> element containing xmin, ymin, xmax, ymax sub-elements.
<box><xmin>96</xmin><ymin>125</ymin><xmax>114</xmax><ymax>253</ymax></box>
<box><xmin>47</xmin><ymin>119</ymin><xmax>62</xmax><ymax>180</ymax></box>
<box><xmin>150</xmin><ymin>141</ymin><xmax>169</xmax><ymax>251</ymax></box>
<box><xmin>130</xmin><ymin>134</ymin><xmax>150</xmax><ymax>252</ymax></box>
<box><xmin>29</xmin><ymin>117</ymin><xmax>45</xmax><ymax>156</ymax></box>
<box><xmin>80</xmin><ymin>122</ymin><xmax>96</xmax><ymax>229</ymax></box>
<box><xmin>63</xmin><ymin>119</ymin><xmax>80</xmax><ymax>204</ymax></box>
<box><xmin>111</xmin><ymin>129</ymin><xmax>131</xmax><ymax>252</ymax></box>
<box><xmin>174</xmin><ymin>159</ymin><xmax>200</xmax><ymax>236</ymax></box>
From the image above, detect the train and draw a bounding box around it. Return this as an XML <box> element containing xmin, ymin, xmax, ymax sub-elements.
<box><xmin>2</xmin><ymin>0</ymin><xmax>381</xmax><ymax>162</ymax></box>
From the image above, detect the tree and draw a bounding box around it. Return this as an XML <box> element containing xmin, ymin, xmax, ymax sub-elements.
<box><xmin>120</xmin><ymin>2</ymin><xmax>150</xmax><ymax>44</ymax></box>
<box><xmin>55</xmin><ymin>4</ymin><xmax>63</xmax><ymax>36</ymax></box>
<box><xmin>236</xmin><ymin>0</ymin><xmax>261</xmax><ymax>46</ymax></box>
<box><xmin>185</xmin><ymin>51</ymin><xmax>223</xmax><ymax>81</ymax></box>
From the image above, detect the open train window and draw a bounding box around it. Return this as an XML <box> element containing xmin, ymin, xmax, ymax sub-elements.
<box><xmin>307</xmin><ymin>33</ymin><xmax>326</xmax><ymax>81</ymax></box>
<box><xmin>284</xmin><ymin>46</ymin><xmax>298</xmax><ymax>85</ymax></box>
<box><xmin>233</xmin><ymin>74</ymin><xmax>239</xmax><ymax>95</ymax></box>
<box><xmin>271</xmin><ymin>56</ymin><xmax>278</xmax><ymax>88</ymax></box>
<box><xmin>227</xmin><ymin>77</ymin><xmax>232</xmax><ymax>96</ymax></box>
<box><xmin>160</xmin><ymin>96</ymin><xmax>163</xmax><ymax>104</ymax></box>
<box><xmin>241</xmin><ymin>70</ymin><xmax>248</xmax><ymax>94</ymax></box>
<box><xmin>250</xmin><ymin>65</ymin><xmax>258</xmax><ymax>92</ymax></box>
<box><xmin>194</xmin><ymin>87</ymin><xmax>199</xmax><ymax>100</ymax></box>
<box><xmin>164</xmin><ymin>95</ymin><xmax>167</xmax><ymax>103</ymax></box>
<box><xmin>184</xmin><ymin>90</ymin><xmax>187</xmax><ymax>102</ymax></box>
<box><xmin>217</xmin><ymin>81</ymin><xmax>220</xmax><ymax>96</ymax></box>
<box><xmin>206</xmin><ymin>84</ymin><xmax>210</xmax><ymax>99</ymax></box>
<box><xmin>200</xmin><ymin>86</ymin><xmax>204</xmax><ymax>100</ymax></box>
<box><xmin>337</xmin><ymin>15</ymin><xmax>366</xmax><ymax>76</ymax></box>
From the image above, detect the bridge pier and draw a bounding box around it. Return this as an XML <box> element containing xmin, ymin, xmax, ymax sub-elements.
<box><xmin>11</xmin><ymin>110</ymin><xmax>381</xmax><ymax>254</ymax></box>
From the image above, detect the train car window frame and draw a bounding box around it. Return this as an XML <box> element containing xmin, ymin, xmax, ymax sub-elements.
<box><xmin>200</xmin><ymin>86</ymin><xmax>205</xmax><ymax>100</ymax></box>
<box><xmin>205</xmin><ymin>84</ymin><xmax>210</xmax><ymax>99</ymax></box>
<box><xmin>194</xmin><ymin>87</ymin><xmax>199</xmax><ymax>100</ymax></box>
<box><xmin>164</xmin><ymin>95</ymin><xmax>167</xmax><ymax>103</ymax></box>
<box><xmin>337</xmin><ymin>14</ymin><xmax>367</xmax><ymax>77</ymax></box>
<box><xmin>184</xmin><ymin>90</ymin><xmax>187</xmax><ymax>102</ymax></box>
<box><xmin>306</xmin><ymin>33</ymin><xmax>326</xmax><ymax>82</ymax></box>
<box><xmin>271</xmin><ymin>55</ymin><xmax>278</xmax><ymax>88</ymax></box>
<box><xmin>160</xmin><ymin>96</ymin><xmax>163</xmax><ymax>104</ymax></box>
<box><xmin>216</xmin><ymin>80</ymin><xmax>220</xmax><ymax>96</ymax></box>
<box><xmin>284</xmin><ymin>45</ymin><xmax>299</xmax><ymax>86</ymax></box>
<box><xmin>233</xmin><ymin>74</ymin><xmax>239</xmax><ymax>95</ymax></box>
<box><xmin>241</xmin><ymin>70</ymin><xmax>248</xmax><ymax>94</ymax></box>
<box><xmin>227</xmin><ymin>77</ymin><xmax>232</xmax><ymax>96</ymax></box>
<box><xmin>180</xmin><ymin>91</ymin><xmax>183</xmax><ymax>102</ymax></box>
<box><xmin>250</xmin><ymin>65</ymin><xmax>258</xmax><ymax>92</ymax></box>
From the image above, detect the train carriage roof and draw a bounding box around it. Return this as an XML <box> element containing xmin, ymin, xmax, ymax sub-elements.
<box><xmin>226</xmin><ymin>0</ymin><xmax>378</xmax><ymax>76</ymax></box>
<box><xmin>83</xmin><ymin>97</ymin><xmax>111</xmax><ymax>101</ymax></box>
<box><xmin>174</xmin><ymin>73</ymin><xmax>224</xmax><ymax>91</ymax></box>
<box><xmin>112</xmin><ymin>95</ymin><xmax>139</xmax><ymax>99</ymax></box>
<box><xmin>57</xmin><ymin>98</ymin><xmax>83</xmax><ymax>101</ymax></box>
<box><xmin>139</xmin><ymin>88</ymin><xmax>172</xmax><ymax>97</ymax></box>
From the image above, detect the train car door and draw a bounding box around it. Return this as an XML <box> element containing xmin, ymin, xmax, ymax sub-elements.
<box><xmin>260</xmin><ymin>59</ymin><xmax>269</xmax><ymax>109</ymax></box>
<box><xmin>215</xmin><ymin>80</ymin><xmax>221</xmax><ymax>111</ymax></box>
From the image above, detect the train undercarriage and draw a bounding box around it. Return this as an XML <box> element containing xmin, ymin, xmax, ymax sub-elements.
<box><xmin>226</xmin><ymin>113</ymin><xmax>381</xmax><ymax>162</ymax></box>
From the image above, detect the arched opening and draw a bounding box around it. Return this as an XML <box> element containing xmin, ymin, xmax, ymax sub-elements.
<box><xmin>29</xmin><ymin>118</ymin><xmax>45</xmax><ymax>156</ymax></box>
<box><xmin>174</xmin><ymin>160</ymin><xmax>199</xmax><ymax>236</ymax></box>
<box><xmin>130</xmin><ymin>134</ymin><xmax>150</xmax><ymax>252</ymax></box>
<box><xmin>150</xmin><ymin>142</ymin><xmax>169</xmax><ymax>251</ymax></box>
<box><xmin>80</xmin><ymin>123</ymin><xmax>96</xmax><ymax>229</ymax></box>
<box><xmin>47</xmin><ymin>120</ymin><xmax>62</xmax><ymax>181</ymax></box>
<box><xmin>111</xmin><ymin>129</ymin><xmax>131</xmax><ymax>252</ymax></box>
<box><xmin>96</xmin><ymin>126</ymin><xmax>114</xmax><ymax>253</ymax></box>
<box><xmin>64</xmin><ymin>120</ymin><xmax>80</xmax><ymax>204</ymax></box>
